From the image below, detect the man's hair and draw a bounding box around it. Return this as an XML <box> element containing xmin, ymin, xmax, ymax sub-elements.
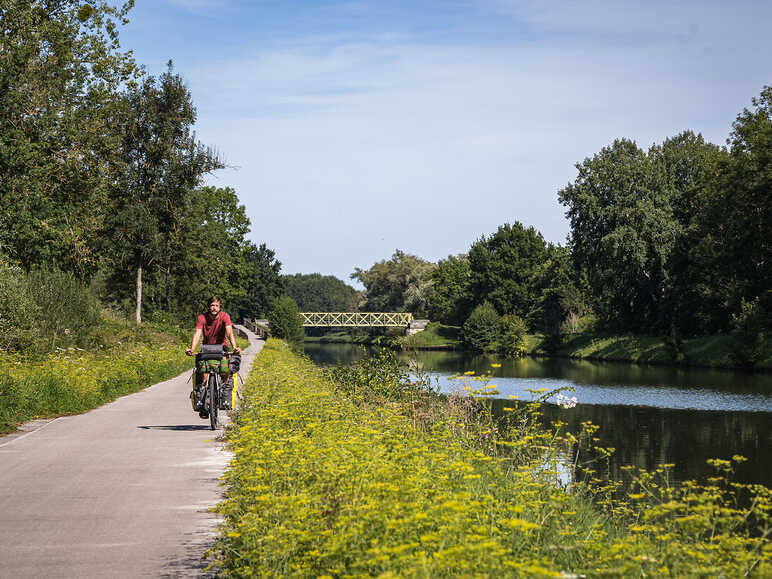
<box><xmin>207</xmin><ymin>296</ymin><xmax>222</xmax><ymax>307</ymax></box>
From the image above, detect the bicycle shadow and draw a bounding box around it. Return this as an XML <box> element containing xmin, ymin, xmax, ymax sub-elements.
<box><xmin>137</xmin><ymin>425</ymin><xmax>212</xmax><ymax>431</ymax></box>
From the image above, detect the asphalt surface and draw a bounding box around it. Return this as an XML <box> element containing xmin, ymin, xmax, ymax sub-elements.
<box><xmin>0</xmin><ymin>327</ymin><xmax>263</xmax><ymax>578</ymax></box>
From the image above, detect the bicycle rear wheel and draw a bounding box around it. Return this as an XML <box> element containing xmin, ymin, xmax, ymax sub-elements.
<box><xmin>208</xmin><ymin>374</ymin><xmax>218</xmax><ymax>430</ymax></box>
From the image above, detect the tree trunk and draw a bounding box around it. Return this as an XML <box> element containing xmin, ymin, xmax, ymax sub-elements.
<box><xmin>136</xmin><ymin>265</ymin><xmax>142</xmax><ymax>325</ymax></box>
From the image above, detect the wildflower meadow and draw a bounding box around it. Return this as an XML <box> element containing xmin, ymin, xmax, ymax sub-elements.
<box><xmin>214</xmin><ymin>339</ymin><xmax>771</xmax><ymax>577</ymax></box>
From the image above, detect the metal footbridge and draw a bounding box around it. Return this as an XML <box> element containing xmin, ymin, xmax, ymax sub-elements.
<box><xmin>300</xmin><ymin>312</ymin><xmax>413</xmax><ymax>327</ymax></box>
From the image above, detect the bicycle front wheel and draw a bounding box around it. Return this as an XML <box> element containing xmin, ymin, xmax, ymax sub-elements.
<box><xmin>208</xmin><ymin>374</ymin><xmax>218</xmax><ymax>430</ymax></box>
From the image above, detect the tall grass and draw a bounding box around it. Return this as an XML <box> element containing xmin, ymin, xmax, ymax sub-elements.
<box><xmin>215</xmin><ymin>341</ymin><xmax>771</xmax><ymax>576</ymax></box>
<box><xmin>0</xmin><ymin>317</ymin><xmax>191</xmax><ymax>434</ymax></box>
<box><xmin>0</xmin><ymin>264</ymin><xmax>102</xmax><ymax>353</ymax></box>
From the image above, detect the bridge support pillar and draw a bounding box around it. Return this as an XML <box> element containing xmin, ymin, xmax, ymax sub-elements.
<box><xmin>406</xmin><ymin>319</ymin><xmax>430</xmax><ymax>336</ymax></box>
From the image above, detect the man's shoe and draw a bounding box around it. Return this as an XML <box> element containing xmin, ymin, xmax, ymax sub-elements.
<box><xmin>199</xmin><ymin>410</ymin><xmax>209</xmax><ymax>419</ymax></box>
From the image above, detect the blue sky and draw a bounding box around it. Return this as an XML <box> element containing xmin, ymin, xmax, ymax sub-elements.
<box><xmin>120</xmin><ymin>0</ymin><xmax>772</xmax><ymax>285</ymax></box>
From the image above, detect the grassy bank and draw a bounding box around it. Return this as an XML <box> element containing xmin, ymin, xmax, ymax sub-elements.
<box><xmin>0</xmin><ymin>318</ymin><xmax>196</xmax><ymax>434</ymax></box>
<box><xmin>213</xmin><ymin>340</ymin><xmax>771</xmax><ymax>577</ymax></box>
<box><xmin>398</xmin><ymin>323</ymin><xmax>772</xmax><ymax>370</ymax></box>
<box><xmin>531</xmin><ymin>333</ymin><xmax>772</xmax><ymax>370</ymax></box>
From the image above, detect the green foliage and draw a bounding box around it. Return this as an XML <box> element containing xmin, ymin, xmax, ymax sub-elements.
<box><xmin>0</xmin><ymin>4</ymin><xmax>280</xmax><ymax>327</ymax></box>
<box><xmin>0</xmin><ymin>0</ymin><xmax>137</xmax><ymax>275</ymax></box>
<box><xmin>0</xmin><ymin>264</ymin><xmax>101</xmax><ymax>353</ymax></box>
<box><xmin>559</xmin><ymin>138</ymin><xmax>680</xmax><ymax>332</ymax></box>
<box><xmin>26</xmin><ymin>267</ymin><xmax>101</xmax><ymax>351</ymax></box>
<box><xmin>283</xmin><ymin>273</ymin><xmax>360</xmax><ymax>311</ymax></box>
<box><xmin>557</xmin><ymin>112</ymin><xmax>769</xmax><ymax>338</ymax></box>
<box><xmin>427</xmin><ymin>254</ymin><xmax>473</xmax><ymax>325</ymax></box>
<box><xmin>462</xmin><ymin>302</ymin><xmax>501</xmax><ymax>352</ymax></box>
<box><xmin>690</xmin><ymin>87</ymin><xmax>772</xmax><ymax>334</ymax></box>
<box><xmin>268</xmin><ymin>295</ymin><xmax>305</xmax><ymax>345</ymax></box>
<box><xmin>731</xmin><ymin>297</ymin><xmax>767</xmax><ymax>367</ymax></box>
<box><xmin>352</xmin><ymin>250</ymin><xmax>436</xmax><ymax>315</ymax></box>
<box><xmin>329</xmin><ymin>348</ymin><xmax>411</xmax><ymax>402</ymax></box>
<box><xmin>528</xmin><ymin>244</ymin><xmax>588</xmax><ymax>335</ymax></box>
<box><xmin>497</xmin><ymin>314</ymin><xmax>527</xmax><ymax>358</ymax></box>
<box><xmin>0</xmin><ymin>264</ymin><xmax>41</xmax><ymax>352</ymax></box>
<box><xmin>468</xmin><ymin>222</ymin><xmax>548</xmax><ymax>320</ymax></box>
<box><xmin>233</xmin><ymin>243</ymin><xmax>284</xmax><ymax>320</ymax></box>
<box><xmin>166</xmin><ymin>186</ymin><xmax>253</xmax><ymax>316</ymax></box>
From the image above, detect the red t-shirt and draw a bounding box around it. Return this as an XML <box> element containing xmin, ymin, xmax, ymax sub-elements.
<box><xmin>196</xmin><ymin>311</ymin><xmax>232</xmax><ymax>345</ymax></box>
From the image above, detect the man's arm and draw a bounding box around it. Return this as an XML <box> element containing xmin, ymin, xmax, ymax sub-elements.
<box><xmin>225</xmin><ymin>325</ymin><xmax>241</xmax><ymax>353</ymax></box>
<box><xmin>186</xmin><ymin>328</ymin><xmax>203</xmax><ymax>356</ymax></box>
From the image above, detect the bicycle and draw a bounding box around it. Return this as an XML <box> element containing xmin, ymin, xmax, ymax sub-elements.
<box><xmin>194</xmin><ymin>345</ymin><xmax>239</xmax><ymax>430</ymax></box>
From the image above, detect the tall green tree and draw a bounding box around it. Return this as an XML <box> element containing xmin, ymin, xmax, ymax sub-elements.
<box><xmin>170</xmin><ymin>186</ymin><xmax>252</xmax><ymax>315</ymax></box>
<box><xmin>0</xmin><ymin>0</ymin><xmax>136</xmax><ymax>274</ymax></box>
<box><xmin>558</xmin><ymin>139</ymin><xmax>680</xmax><ymax>332</ymax></box>
<box><xmin>652</xmin><ymin>131</ymin><xmax>725</xmax><ymax>334</ymax></box>
<box><xmin>105</xmin><ymin>62</ymin><xmax>222</xmax><ymax>323</ymax></box>
<box><xmin>699</xmin><ymin>87</ymin><xmax>772</xmax><ymax>327</ymax></box>
<box><xmin>467</xmin><ymin>222</ymin><xmax>548</xmax><ymax>320</ymax></box>
<box><xmin>268</xmin><ymin>295</ymin><xmax>304</xmax><ymax>345</ymax></box>
<box><xmin>283</xmin><ymin>273</ymin><xmax>360</xmax><ymax>312</ymax></box>
<box><xmin>427</xmin><ymin>254</ymin><xmax>473</xmax><ymax>325</ymax></box>
<box><xmin>233</xmin><ymin>243</ymin><xmax>284</xmax><ymax>320</ymax></box>
<box><xmin>352</xmin><ymin>250</ymin><xmax>436</xmax><ymax>315</ymax></box>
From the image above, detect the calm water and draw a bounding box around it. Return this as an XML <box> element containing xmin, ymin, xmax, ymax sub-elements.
<box><xmin>304</xmin><ymin>343</ymin><xmax>772</xmax><ymax>487</ymax></box>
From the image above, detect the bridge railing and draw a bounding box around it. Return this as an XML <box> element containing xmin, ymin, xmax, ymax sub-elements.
<box><xmin>300</xmin><ymin>312</ymin><xmax>413</xmax><ymax>327</ymax></box>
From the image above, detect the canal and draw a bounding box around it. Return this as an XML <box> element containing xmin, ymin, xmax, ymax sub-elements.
<box><xmin>304</xmin><ymin>343</ymin><xmax>772</xmax><ymax>487</ymax></box>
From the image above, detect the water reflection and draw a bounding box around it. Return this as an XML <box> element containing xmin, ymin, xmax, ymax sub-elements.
<box><xmin>539</xmin><ymin>403</ymin><xmax>769</xmax><ymax>487</ymax></box>
<box><xmin>303</xmin><ymin>343</ymin><xmax>772</xmax><ymax>486</ymax></box>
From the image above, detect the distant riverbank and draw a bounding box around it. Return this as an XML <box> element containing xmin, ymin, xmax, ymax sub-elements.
<box><xmin>529</xmin><ymin>332</ymin><xmax>772</xmax><ymax>371</ymax></box>
<box><xmin>304</xmin><ymin>324</ymin><xmax>772</xmax><ymax>371</ymax></box>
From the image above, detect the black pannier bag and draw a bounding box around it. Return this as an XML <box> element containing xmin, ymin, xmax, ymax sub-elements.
<box><xmin>220</xmin><ymin>376</ymin><xmax>234</xmax><ymax>410</ymax></box>
<box><xmin>229</xmin><ymin>352</ymin><xmax>241</xmax><ymax>373</ymax></box>
<box><xmin>200</xmin><ymin>344</ymin><xmax>225</xmax><ymax>360</ymax></box>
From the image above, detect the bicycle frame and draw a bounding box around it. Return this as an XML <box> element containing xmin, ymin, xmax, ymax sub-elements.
<box><xmin>196</xmin><ymin>348</ymin><xmax>232</xmax><ymax>430</ymax></box>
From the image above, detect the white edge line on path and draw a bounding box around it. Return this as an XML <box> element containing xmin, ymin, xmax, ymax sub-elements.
<box><xmin>0</xmin><ymin>417</ymin><xmax>65</xmax><ymax>449</ymax></box>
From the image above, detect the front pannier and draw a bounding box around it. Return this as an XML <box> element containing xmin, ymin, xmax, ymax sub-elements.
<box><xmin>200</xmin><ymin>344</ymin><xmax>225</xmax><ymax>360</ymax></box>
<box><xmin>229</xmin><ymin>352</ymin><xmax>241</xmax><ymax>373</ymax></box>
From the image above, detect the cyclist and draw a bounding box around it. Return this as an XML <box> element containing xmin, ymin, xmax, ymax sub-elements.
<box><xmin>186</xmin><ymin>296</ymin><xmax>241</xmax><ymax>418</ymax></box>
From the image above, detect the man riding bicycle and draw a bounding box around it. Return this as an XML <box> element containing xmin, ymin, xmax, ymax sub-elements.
<box><xmin>186</xmin><ymin>296</ymin><xmax>241</xmax><ymax>419</ymax></box>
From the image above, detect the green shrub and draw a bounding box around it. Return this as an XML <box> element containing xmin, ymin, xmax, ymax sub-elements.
<box><xmin>329</xmin><ymin>348</ymin><xmax>412</xmax><ymax>401</ymax></box>
<box><xmin>27</xmin><ymin>267</ymin><xmax>102</xmax><ymax>351</ymax></box>
<box><xmin>268</xmin><ymin>295</ymin><xmax>305</xmax><ymax>345</ymax></box>
<box><xmin>0</xmin><ymin>264</ymin><xmax>41</xmax><ymax>352</ymax></box>
<box><xmin>731</xmin><ymin>297</ymin><xmax>766</xmax><ymax>367</ymax></box>
<box><xmin>462</xmin><ymin>301</ymin><xmax>500</xmax><ymax>351</ymax></box>
<box><xmin>497</xmin><ymin>314</ymin><xmax>527</xmax><ymax>357</ymax></box>
<box><xmin>0</xmin><ymin>265</ymin><xmax>103</xmax><ymax>353</ymax></box>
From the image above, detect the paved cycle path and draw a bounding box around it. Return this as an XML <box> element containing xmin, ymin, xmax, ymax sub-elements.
<box><xmin>0</xmin><ymin>327</ymin><xmax>263</xmax><ymax>578</ymax></box>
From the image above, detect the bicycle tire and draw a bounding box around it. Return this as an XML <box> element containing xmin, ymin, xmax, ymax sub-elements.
<box><xmin>209</xmin><ymin>374</ymin><xmax>218</xmax><ymax>430</ymax></box>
